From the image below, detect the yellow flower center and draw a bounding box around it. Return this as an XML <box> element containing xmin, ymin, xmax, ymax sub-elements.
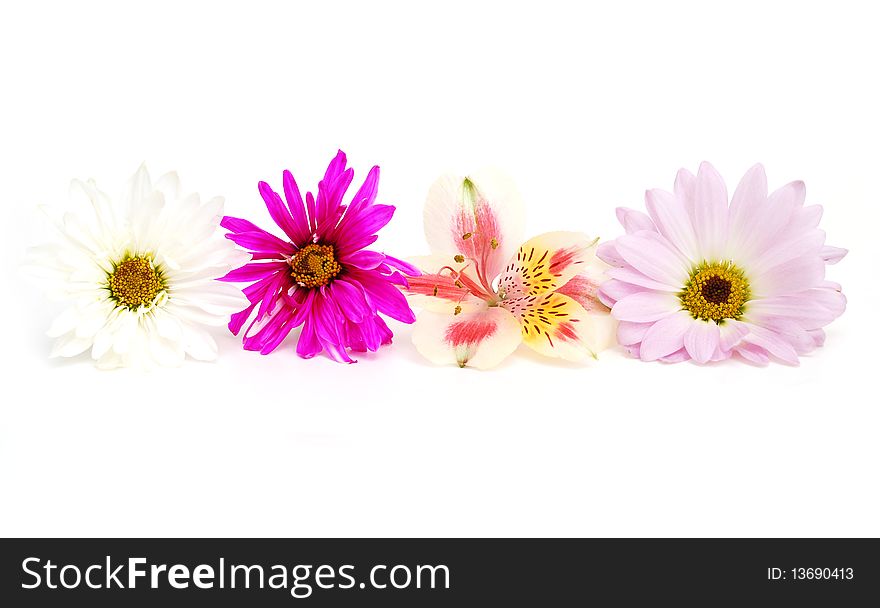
<box><xmin>289</xmin><ymin>243</ymin><xmax>341</xmax><ymax>288</ymax></box>
<box><xmin>679</xmin><ymin>261</ymin><xmax>750</xmax><ymax>322</ymax></box>
<box><xmin>108</xmin><ymin>256</ymin><xmax>164</xmax><ymax>309</ymax></box>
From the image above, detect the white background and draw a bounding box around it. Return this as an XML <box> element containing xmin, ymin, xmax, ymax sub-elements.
<box><xmin>1</xmin><ymin>1</ymin><xmax>877</xmax><ymax>537</ymax></box>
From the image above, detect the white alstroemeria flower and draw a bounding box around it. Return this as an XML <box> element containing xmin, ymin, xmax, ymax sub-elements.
<box><xmin>403</xmin><ymin>169</ymin><xmax>617</xmax><ymax>369</ymax></box>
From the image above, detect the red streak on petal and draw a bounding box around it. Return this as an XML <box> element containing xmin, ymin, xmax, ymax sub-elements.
<box><xmin>555</xmin><ymin>321</ymin><xmax>580</xmax><ymax>343</ymax></box>
<box><xmin>444</xmin><ymin>318</ymin><xmax>497</xmax><ymax>347</ymax></box>
<box><xmin>556</xmin><ymin>276</ymin><xmax>609</xmax><ymax>313</ymax></box>
<box><xmin>549</xmin><ymin>247</ymin><xmax>578</xmax><ymax>275</ymax></box>
<box><xmin>406</xmin><ymin>273</ymin><xmax>468</xmax><ymax>300</ymax></box>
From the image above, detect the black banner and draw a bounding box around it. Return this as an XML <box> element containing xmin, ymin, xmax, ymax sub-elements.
<box><xmin>1</xmin><ymin>539</ymin><xmax>877</xmax><ymax>606</ymax></box>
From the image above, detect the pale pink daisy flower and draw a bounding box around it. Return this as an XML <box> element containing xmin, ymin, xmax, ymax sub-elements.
<box><xmin>598</xmin><ymin>162</ymin><xmax>847</xmax><ymax>365</ymax></box>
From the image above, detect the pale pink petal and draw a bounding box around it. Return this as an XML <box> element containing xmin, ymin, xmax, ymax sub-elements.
<box><xmin>606</xmin><ymin>267</ymin><xmax>681</xmax><ymax>292</ymax></box>
<box><xmin>596</xmin><ymin>241</ymin><xmax>625</xmax><ymax>266</ymax></box>
<box><xmin>615</xmin><ymin>207</ymin><xmax>655</xmax><ymax>233</ymax></box>
<box><xmin>820</xmin><ymin>245</ymin><xmax>848</xmax><ymax>264</ymax></box>
<box><xmin>739</xmin><ymin>323</ymin><xmax>799</xmax><ymax>365</ymax></box>
<box><xmin>735</xmin><ymin>180</ymin><xmax>805</xmax><ymax>263</ymax></box>
<box><xmin>639</xmin><ymin>311</ymin><xmax>693</xmax><ymax>361</ymax></box>
<box><xmin>597</xmin><ymin>278</ymin><xmax>646</xmax><ymax>308</ymax></box>
<box><xmin>726</xmin><ymin>163</ymin><xmax>768</xmax><ymax>259</ymax></box>
<box><xmin>692</xmin><ymin>161</ymin><xmax>729</xmax><ymax>260</ymax></box>
<box><xmin>683</xmin><ymin>320</ymin><xmax>720</xmax><ymax>364</ymax></box>
<box><xmin>718</xmin><ymin>320</ymin><xmax>749</xmax><ymax>351</ymax></box>
<box><xmin>749</xmin><ymin>254</ymin><xmax>825</xmax><ymax>298</ymax></box>
<box><xmin>645</xmin><ymin>188</ymin><xmax>699</xmax><ymax>259</ymax></box>
<box><xmin>745</xmin><ymin>295</ymin><xmax>838</xmax><ymax>330</ymax></box>
<box><xmin>614</xmin><ymin>233</ymin><xmax>689</xmax><ymax>287</ymax></box>
<box><xmin>673</xmin><ymin>168</ymin><xmax>696</xmax><ymax>217</ymax></box>
<box><xmin>659</xmin><ymin>348</ymin><xmax>691</xmax><ymax>363</ymax></box>
<box><xmin>734</xmin><ymin>343</ymin><xmax>770</xmax><ymax>366</ymax></box>
<box><xmin>617</xmin><ymin>321</ymin><xmax>652</xmax><ymax>346</ymax></box>
<box><xmin>745</xmin><ymin>229</ymin><xmax>825</xmax><ymax>277</ymax></box>
<box><xmin>612</xmin><ymin>291</ymin><xmax>679</xmax><ymax>322</ymax></box>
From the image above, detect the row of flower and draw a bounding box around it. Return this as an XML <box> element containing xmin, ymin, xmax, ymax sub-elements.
<box><xmin>27</xmin><ymin>151</ymin><xmax>847</xmax><ymax>369</ymax></box>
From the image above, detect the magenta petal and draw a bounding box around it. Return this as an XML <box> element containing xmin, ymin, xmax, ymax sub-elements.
<box><xmin>316</xmin><ymin>168</ymin><xmax>354</xmax><ymax>238</ymax></box>
<box><xmin>340</xmin><ymin>249</ymin><xmax>385</xmax><ymax>270</ymax></box>
<box><xmin>229</xmin><ymin>301</ymin><xmax>257</xmax><ymax>335</ymax></box>
<box><xmin>282</xmin><ymin>170</ymin><xmax>311</xmax><ymax>242</ymax></box>
<box><xmin>337</xmin><ymin>234</ymin><xmax>379</xmax><ymax>257</ymax></box>
<box><xmin>381</xmin><ymin>254</ymin><xmax>420</xmax><ymax>276</ymax></box>
<box><xmin>225</xmin><ymin>230</ymin><xmax>295</xmax><ymax>255</ymax></box>
<box><xmin>359</xmin><ymin>316</ymin><xmax>383</xmax><ymax>351</ymax></box>
<box><xmin>259</xmin><ymin>181</ymin><xmax>306</xmax><ymax>245</ymax></box>
<box><xmin>321</xmin><ymin>339</ymin><xmax>355</xmax><ymax>364</ymax></box>
<box><xmin>329</xmin><ymin>166</ymin><xmax>381</xmax><ymax>242</ymax></box>
<box><xmin>350</xmin><ymin>270</ymin><xmax>416</xmax><ymax>323</ymax></box>
<box><xmin>220</xmin><ymin>261</ymin><xmax>288</xmax><ymax>282</ymax></box>
<box><xmin>329</xmin><ymin>279</ymin><xmax>370</xmax><ymax>323</ymax></box>
<box><xmin>296</xmin><ymin>317</ymin><xmax>322</xmax><ymax>359</ymax></box>
<box><xmin>349</xmin><ymin>166</ymin><xmax>379</xmax><ymax>212</ymax></box>
<box><xmin>221</xmin><ymin>216</ymin><xmax>264</xmax><ymax>233</ymax></box>
<box><xmin>322</xmin><ymin>150</ymin><xmax>348</xmax><ymax>184</ymax></box>
<box><xmin>305</xmin><ymin>191</ymin><xmax>317</xmax><ymax>233</ymax></box>
<box><xmin>256</xmin><ymin>271</ymin><xmax>288</xmax><ymax>321</ymax></box>
<box><xmin>335</xmin><ymin>204</ymin><xmax>395</xmax><ymax>252</ymax></box>
<box><xmin>243</xmin><ymin>308</ymin><xmax>294</xmax><ymax>354</ymax></box>
<box><xmin>258</xmin><ymin>309</ymin><xmax>298</xmax><ymax>355</ymax></box>
<box><xmin>312</xmin><ymin>291</ymin><xmax>344</xmax><ymax>343</ymax></box>
<box><xmin>374</xmin><ymin>315</ymin><xmax>393</xmax><ymax>344</ymax></box>
<box><xmin>343</xmin><ymin>321</ymin><xmax>368</xmax><ymax>352</ymax></box>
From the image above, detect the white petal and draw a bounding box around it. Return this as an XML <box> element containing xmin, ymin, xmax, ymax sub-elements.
<box><xmin>50</xmin><ymin>332</ymin><xmax>93</xmax><ymax>358</ymax></box>
<box><xmin>180</xmin><ymin>322</ymin><xmax>219</xmax><ymax>361</ymax></box>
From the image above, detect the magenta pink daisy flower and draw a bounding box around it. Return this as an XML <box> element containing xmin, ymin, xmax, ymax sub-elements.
<box><xmin>598</xmin><ymin>162</ymin><xmax>847</xmax><ymax>365</ymax></box>
<box><xmin>220</xmin><ymin>150</ymin><xmax>417</xmax><ymax>363</ymax></box>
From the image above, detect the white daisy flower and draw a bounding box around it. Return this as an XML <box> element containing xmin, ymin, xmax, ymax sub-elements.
<box><xmin>26</xmin><ymin>165</ymin><xmax>250</xmax><ymax>369</ymax></box>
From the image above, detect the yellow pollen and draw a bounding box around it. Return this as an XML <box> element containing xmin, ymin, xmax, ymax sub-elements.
<box><xmin>454</xmin><ymin>254</ymin><xmax>465</xmax><ymax>263</ymax></box>
<box><xmin>490</xmin><ymin>238</ymin><xmax>498</xmax><ymax>249</ymax></box>
<box><xmin>680</xmin><ymin>261</ymin><xmax>750</xmax><ymax>323</ymax></box>
<box><xmin>454</xmin><ymin>305</ymin><xmax>462</xmax><ymax>315</ymax></box>
<box><xmin>289</xmin><ymin>243</ymin><xmax>341</xmax><ymax>288</ymax></box>
<box><xmin>462</xmin><ymin>232</ymin><xmax>473</xmax><ymax>240</ymax></box>
<box><xmin>108</xmin><ymin>256</ymin><xmax>163</xmax><ymax>309</ymax></box>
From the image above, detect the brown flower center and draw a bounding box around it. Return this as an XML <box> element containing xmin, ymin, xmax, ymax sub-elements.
<box><xmin>289</xmin><ymin>243</ymin><xmax>341</xmax><ymax>288</ymax></box>
<box><xmin>679</xmin><ymin>261</ymin><xmax>750</xmax><ymax>323</ymax></box>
